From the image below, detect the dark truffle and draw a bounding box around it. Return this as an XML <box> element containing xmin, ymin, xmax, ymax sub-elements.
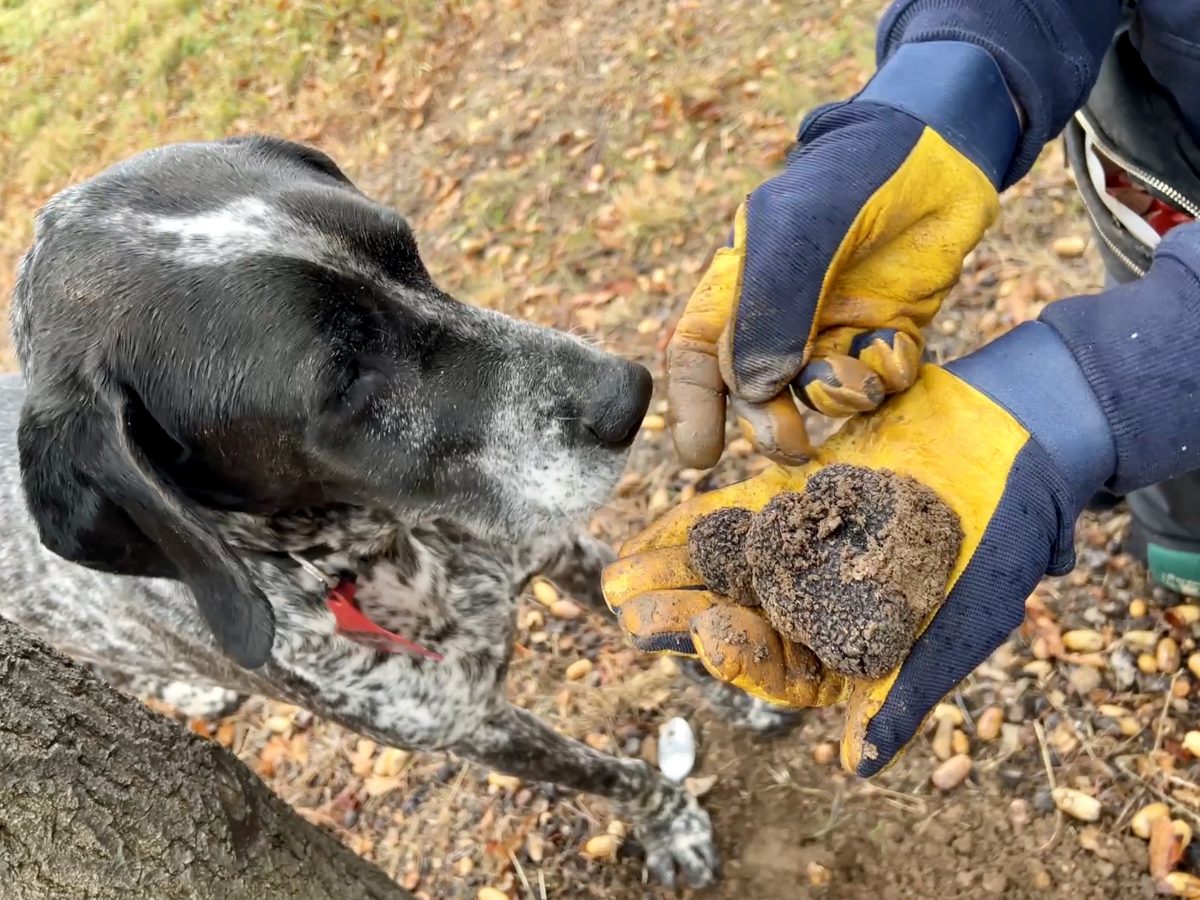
<box><xmin>687</xmin><ymin>507</ymin><xmax>758</xmax><ymax>606</ymax></box>
<box><xmin>743</xmin><ymin>465</ymin><xmax>963</xmax><ymax>679</ymax></box>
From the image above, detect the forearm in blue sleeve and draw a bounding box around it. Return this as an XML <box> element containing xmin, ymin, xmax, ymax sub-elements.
<box><xmin>877</xmin><ymin>0</ymin><xmax>1121</xmax><ymax>188</ymax></box>
<box><xmin>1040</xmin><ymin>226</ymin><xmax>1200</xmax><ymax>495</ymax></box>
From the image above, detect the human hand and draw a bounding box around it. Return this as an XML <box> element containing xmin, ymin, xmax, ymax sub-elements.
<box><xmin>668</xmin><ymin>41</ymin><xmax>1021</xmax><ymax>469</ymax></box>
<box><xmin>609</xmin><ymin>321</ymin><xmax>1115</xmax><ymax>774</ymax></box>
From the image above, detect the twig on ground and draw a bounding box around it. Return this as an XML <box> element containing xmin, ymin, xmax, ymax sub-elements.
<box><xmin>1034</xmin><ymin>720</ymin><xmax>1063</xmax><ymax>853</ymax></box>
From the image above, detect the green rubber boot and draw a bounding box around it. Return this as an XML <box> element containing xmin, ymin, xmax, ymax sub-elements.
<box><xmin>1125</xmin><ymin>472</ymin><xmax>1200</xmax><ymax>599</ymax></box>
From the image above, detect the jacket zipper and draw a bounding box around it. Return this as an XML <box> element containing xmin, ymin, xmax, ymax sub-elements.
<box><xmin>1078</xmin><ymin>194</ymin><xmax>1147</xmax><ymax>278</ymax></box>
<box><xmin>1076</xmin><ymin>111</ymin><xmax>1200</xmax><ymax>219</ymax></box>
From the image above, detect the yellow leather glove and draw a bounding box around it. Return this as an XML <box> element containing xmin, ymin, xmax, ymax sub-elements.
<box><xmin>609</xmin><ymin>323</ymin><xmax>1117</xmax><ymax>775</ymax></box>
<box><xmin>668</xmin><ymin>42</ymin><xmax>1020</xmax><ymax>468</ymax></box>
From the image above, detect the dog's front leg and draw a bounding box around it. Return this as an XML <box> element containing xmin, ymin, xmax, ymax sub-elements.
<box><xmin>452</xmin><ymin>702</ymin><xmax>717</xmax><ymax>889</ymax></box>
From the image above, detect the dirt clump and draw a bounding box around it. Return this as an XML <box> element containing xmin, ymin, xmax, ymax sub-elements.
<box><xmin>687</xmin><ymin>507</ymin><xmax>758</xmax><ymax>606</ymax></box>
<box><xmin>686</xmin><ymin>465</ymin><xmax>963</xmax><ymax>680</ymax></box>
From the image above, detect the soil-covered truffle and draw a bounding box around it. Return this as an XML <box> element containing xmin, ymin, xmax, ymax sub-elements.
<box><xmin>744</xmin><ymin>465</ymin><xmax>963</xmax><ymax>679</ymax></box>
<box><xmin>687</xmin><ymin>507</ymin><xmax>757</xmax><ymax>606</ymax></box>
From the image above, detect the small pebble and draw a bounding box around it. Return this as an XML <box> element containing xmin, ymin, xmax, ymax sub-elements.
<box><xmin>933</xmin><ymin>703</ymin><xmax>964</xmax><ymax>726</ymax></box>
<box><xmin>582</xmin><ymin>833</ymin><xmax>620</xmax><ymax>861</ymax></box>
<box><xmin>1184</xmin><ymin>731</ymin><xmax>1200</xmax><ymax>757</ymax></box>
<box><xmin>478</xmin><ymin>888</ymin><xmax>509</xmax><ymax>900</ymax></box>
<box><xmin>951</xmin><ymin>729</ymin><xmax>970</xmax><ymax>756</ymax></box>
<box><xmin>565</xmin><ymin>658</ymin><xmax>593</xmax><ymax>680</ymax></box>
<box><xmin>531</xmin><ymin>580</ymin><xmax>559</xmax><ymax>607</ymax></box>
<box><xmin>374</xmin><ymin>747</ymin><xmax>410</xmax><ymax>777</ymax></box>
<box><xmin>932</xmin><ymin>717</ymin><xmax>954</xmax><ymax>761</ymax></box>
<box><xmin>1110</xmin><ymin>647</ymin><xmax>1139</xmax><ymax>689</ymax></box>
<box><xmin>1023</xmin><ymin>660</ymin><xmax>1053</xmax><ymax>678</ymax></box>
<box><xmin>1171</xmin><ymin>604</ymin><xmax>1200</xmax><ymax>625</ymax></box>
<box><xmin>1189</xmin><ymin>653</ymin><xmax>1200</xmax><ymax>680</ymax></box>
<box><xmin>1159</xmin><ymin>637</ymin><xmax>1182</xmax><ymax>673</ymax></box>
<box><xmin>1033</xmin><ymin>788</ymin><xmax>1055</xmax><ymax>814</ymax></box>
<box><xmin>1052</xmin><ymin>235</ymin><xmax>1087</xmax><ymax>258</ymax></box>
<box><xmin>526</xmin><ymin>833</ymin><xmax>545</xmax><ymax>863</ymax></box>
<box><xmin>1052</xmin><ymin>787</ymin><xmax>1102</xmax><ymax>822</ymax></box>
<box><xmin>806</xmin><ymin>862</ymin><xmax>832</xmax><ymax>886</ymax></box>
<box><xmin>549</xmin><ymin>599</ymin><xmax>583</xmax><ymax>620</ymax></box>
<box><xmin>812</xmin><ymin>742</ymin><xmax>836</xmax><ymax>765</ymax></box>
<box><xmin>487</xmin><ymin>772</ymin><xmax>522</xmax><ymax>791</ymax></box>
<box><xmin>641</xmin><ymin>414</ymin><xmax>666</xmax><ymax>432</ymax></box>
<box><xmin>1126</xmin><ymin>630</ymin><xmax>1159</xmax><ymax>650</ymax></box>
<box><xmin>1138</xmin><ymin>653</ymin><xmax>1159</xmax><ymax>674</ymax></box>
<box><xmin>1130</xmin><ymin>598</ymin><xmax>1148</xmax><ymax>617</ymax></box>
<box><xmin>977</xmin><ymin>707</ymin><xmax>1004</xmax><ymax>742</ymax></box>
<box><xmin>1119</xmin><ymin>717</ymin><xmax>1142</xmax><ymax>736</ymax></box>
<box><xmin>931</xmin><ymin>754</ymin><xmax>972</xmax><ymax>790</ymax></box>
<box><xmin>1068</xmin><ymin>665</ymin><xmax>1101</xmax><ymax>695</ymax></box>
<box><xmin>999</xmin><ymin>765</ymin><xmax>1025</xmax><ymax>792</ymax></box>
<box><xmin>658</xmin><ymin>717</ymin><xmax>696</xmax><ymax>782</ymax></box>
<box><xmin>1132</xmin><ymin>802</ymin><xmax>1171</xmax><ymax>839</ymax></box>
<box><xmin>1063</xmin><ymin>629</ymin><xmax>1105</xmax><ymax>652</ymax></box>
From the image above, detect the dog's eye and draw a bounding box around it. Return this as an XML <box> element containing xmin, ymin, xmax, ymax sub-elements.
<box><xmin>333</xmin><ymin>361</ymin><xmax>385</xmax><ymax>414</ymax></box>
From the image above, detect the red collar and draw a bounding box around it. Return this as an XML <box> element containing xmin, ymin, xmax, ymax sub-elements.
<box><xmin>324</xmin><ymin>578</ymin><xmax>444</xmax><ymax>661</ymax></box>
<box><xmin>288</xmin><ymin>554</ymin><xmax>442</xmax><ymax>661</ymax></box>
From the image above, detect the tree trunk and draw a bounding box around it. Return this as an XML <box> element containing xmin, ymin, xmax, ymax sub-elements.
<box><xmin>0</xmin><ymin>615</ymin><xmax>412</xmax><ymax>900</ymax></box>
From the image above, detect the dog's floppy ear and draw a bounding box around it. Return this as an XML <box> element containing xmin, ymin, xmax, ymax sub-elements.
<box><xmin>17</xmin><ymin>377</ymin><xmax>275</xmax><ymax>669</ymax></box>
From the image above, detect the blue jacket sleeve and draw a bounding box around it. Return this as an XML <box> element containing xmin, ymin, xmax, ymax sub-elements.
<box><xmin>1040</xmin><ymin>223</ymin><xmax>1200</xmax><ymax>495</ymax></box>
<box><xmin>877</xmin><ymin>0</ymin><xmax>1122</xmax><ymax>188</ymax></box>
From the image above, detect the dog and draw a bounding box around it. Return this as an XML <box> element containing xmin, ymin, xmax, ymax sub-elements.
<box><xmin>2</xmin><ymin>135</ymin><xmax>802</xmax><ymax>888</ymax></box>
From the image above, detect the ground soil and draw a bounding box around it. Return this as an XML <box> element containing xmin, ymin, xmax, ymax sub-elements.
<box><xmin>746</xmin><ymin>466</ymin><xmax>963</xmax><ymax>678</ymax></box>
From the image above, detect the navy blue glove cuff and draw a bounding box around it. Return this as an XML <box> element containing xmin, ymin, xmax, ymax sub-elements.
<box><xmin>855</xmin><ymin>41</ymin><xmax>1020</xmax><ymax>188</ymax></box>
<box><xmin>947</xmin><ymin>320</ymin><xmax>1116</xmax><ymax>527</ymax></box>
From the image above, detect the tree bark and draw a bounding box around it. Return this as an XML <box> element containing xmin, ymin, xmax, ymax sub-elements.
<box><xmin>0</xmin><ymin>615</ymin><xmax>412</xmax><ymax>900</ymax></box>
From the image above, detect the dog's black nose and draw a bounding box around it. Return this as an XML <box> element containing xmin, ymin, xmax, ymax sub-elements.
<box><xmin>581</xmin><ymin>360</ymin><xmax>653</xmax><ymax>448</ymax></box>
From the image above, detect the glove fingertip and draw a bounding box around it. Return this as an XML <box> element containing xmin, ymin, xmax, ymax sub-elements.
<box><xmin>795</xmin><ymin>357</ymin><xmax>885</xmax><ymax>415</ymax></box>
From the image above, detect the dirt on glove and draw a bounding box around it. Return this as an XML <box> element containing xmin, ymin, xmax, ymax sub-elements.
<box><xmin>687</xmin><ymin>464</ymin><xmax>963</xmax><ymax>679</ymax></box>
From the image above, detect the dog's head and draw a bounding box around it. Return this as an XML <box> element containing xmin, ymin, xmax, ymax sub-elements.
<box><xmin>12</xmin><ymin>135</ymin><xmax>651</xmax><ymax>668</ymax></box>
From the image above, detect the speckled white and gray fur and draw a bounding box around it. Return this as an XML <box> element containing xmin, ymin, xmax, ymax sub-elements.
<box><xmin>5</xmin><ymin>137</ymin><xmax>721</xmax><ymax>887</ymax></box>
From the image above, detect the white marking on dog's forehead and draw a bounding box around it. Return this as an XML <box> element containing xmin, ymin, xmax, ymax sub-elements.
<box><xmin>138</xmin><ymin>197</ymin><xmax>339</xmax><ymax>266</ymax></box>
<box><xmin>150</xmin><ymin>196</ymin><xmax>272</xmax><ymax>241</ymax></box>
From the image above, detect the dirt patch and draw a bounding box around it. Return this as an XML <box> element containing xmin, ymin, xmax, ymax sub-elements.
<box><xmin>707</xmin><ymin>715</ymin><xmax>1155</xmax><ymax>900</ymax></box>
<box><xmin>687</xmin><ymin>465</ymin><xmax>963</xmax><ymax>678</ymax></box>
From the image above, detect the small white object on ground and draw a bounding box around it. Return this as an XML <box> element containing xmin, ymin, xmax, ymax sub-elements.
<box><xmin>658</xmin><ymin>717</ymin><xmax>695</xmax><ymax>782</ymax></box>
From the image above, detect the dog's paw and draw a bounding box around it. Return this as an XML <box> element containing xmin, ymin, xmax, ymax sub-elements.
<box><xmin>155</xmin><ymin>681</ymin><xmax>246</xmax><ymax>719</ymax></box>
<box><xmin>725</xmin><ymin>695</ymin><xmax>806</xmax><ymax>737</ymax></box>
<box><xmin>683</xmin><ymin>659</ymin><xmax>805</xmax><ymax>737</ymax></box>
<box><xmin>638</xmin><ymin>786</ymin><xmax>719</xmax><ymax>889</ymax></box>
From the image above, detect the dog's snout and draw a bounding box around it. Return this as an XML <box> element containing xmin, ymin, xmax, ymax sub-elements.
<box><xmin>580</xmin><ymin>360</ymin><xmax>653</xmax><ymax>448</ymax></box>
